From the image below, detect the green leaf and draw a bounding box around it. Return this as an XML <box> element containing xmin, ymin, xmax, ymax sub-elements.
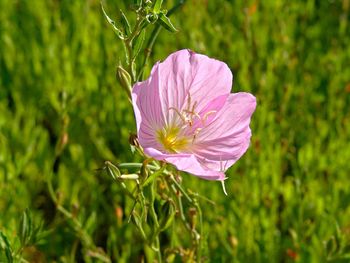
<box><xmin>157</xmin><ymin>13</ymin><xmax>177</xmax><ymax>33</ymax></box>
<box><xmin>131</xmin><ymin>212</ymin><xmax>147</xmax><ymax>240</ymax></box>
<box><xmin>139</xmin><ymin>19</ymin><xmax>149</xmax><ymax>31</ymax></box>
<box><xmin>101</xmin><ymin>3</ymin><xmax>124</xmax><ymax>39</ymax></box>
<box><xmin>120</xmin><ymin>9</ymin><xmax>131</xmax><ymax>36</ymax></box>
<box><xmin>133</xmin><ymin>29</ymin><xmax>146</xmax><ymax>59</ymax></box>
<box><xmin>84</xmin><ymin>212</ymin><xmax>97</xmax><ymax>234</ymax></box>
<box><xmin>143</xmin><ymin>165</ymin><xmax>166</xmax><ymax>187</ymax></box>
<box><xmin>19</xmin><ymin>208</ymin><xmax>32</xmax><ymax>247</ymax></box>
<box><xmin>159</xmin><ymin>201</ymin><xmax>175</xmax><ymax>231</ymax></box>
<box><xmin>130</xmin><ymin>144</ymin><xmax>136</xmax><ymax>154</ymax></box>
<box><xmin>324</xmin><ymin>236</ymin><xmax>337</xmax><ymax>256</ymax></box>
<box><xmin>153</xmin><ymin>0</ymin><xmax>163</xmax><ymax>13</ymax></box>
<box><xmin>0</xmin><ymin>232</ymin><xmax>13</xmax><ymax>263</ymax></box>
<box><xmin>131</xmin><ymin>61</ymin><xmax>137</xmax><ymax>80</ymax></box>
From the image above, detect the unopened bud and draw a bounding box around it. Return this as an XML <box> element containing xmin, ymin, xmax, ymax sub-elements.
<box><xmin>119</xmin><ymin>173</ymin><xmax>139</xmax><ymax>180</ymax></box>
<box><xmin>116</xmin><ymin>66</ymin><xmax>132</xmax><ymax>98</ymax></box>
<box><xmin>189</xmin><ymin>207</ymin><xmax>197</xmax><ymax>230</ymax></box>
<box><xmin>159</xmin><ymin>200</ymin><xmax>175</xmax><ymax>231</ymax></box>
<box><xmin>105</xmin><ymin>161</ymin><xmax>121</xmax><ymax>180</ymax></box>
<box><xmin>129</xmin><ymin>133</ymin><xmax>140</xmax><ymax>148</ymax></box>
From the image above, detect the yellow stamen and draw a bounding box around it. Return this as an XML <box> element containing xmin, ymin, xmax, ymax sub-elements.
<box><xmin>157</xmin><ymin>126</ymin><xmax>189</xmax><ymax>153</ymax></box>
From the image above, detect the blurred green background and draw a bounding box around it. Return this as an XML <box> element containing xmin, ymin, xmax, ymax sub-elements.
<box><xmin>1</xmin><ymin>0</ymin><xmax>350</xmax><ymax>262</ymax></box>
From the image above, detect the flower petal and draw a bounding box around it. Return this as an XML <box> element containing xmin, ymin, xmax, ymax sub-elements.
<box><xmin>158</xmin><ymin>49</ymin><xmax>233</xmax><ymax>124</ymax></box>
<box><xmin>132</xmin><ymin>63</ymin><xmax>165</xmax><ymax>148</ymax></box>
<box><xmin>184</xmin><ymin>94</ymin><xmax>228</xmax><ymax>136</ymax></box>
<box><xmin>193</xmin><ymin>92</ymin><xmax>256</xmax><ymax>162</ymax></box>
<box><xmin>144</xmin><ymin>147</ymin><xmax>225</xmax><ymax>180</ymax></box>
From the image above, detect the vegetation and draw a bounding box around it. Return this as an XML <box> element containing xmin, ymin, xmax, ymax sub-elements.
<box><xmin>1</xmin><ymin>0</ymin><xmax>350</xmax><ymax>262</ymax></box>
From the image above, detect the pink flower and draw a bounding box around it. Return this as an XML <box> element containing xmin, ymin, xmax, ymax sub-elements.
<box><xmin>132</xmin><ymin>50</ymin><xmax>256</xmax><ymax>181</ymax></box>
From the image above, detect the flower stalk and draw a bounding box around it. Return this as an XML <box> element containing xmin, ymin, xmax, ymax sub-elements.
<box><xmin>100</xmin><ymin>0</ymin><xmax>255</xmax><ymax>261</ymax></box>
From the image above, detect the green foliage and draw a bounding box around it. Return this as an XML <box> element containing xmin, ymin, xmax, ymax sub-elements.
<box><xmin>1</xmin><ymin>0</ymin><xmax>350</xmax><ymax>262</ymax></box>
<box><xmin>0</xmin><ymin>231</ymin><xmax>13</xmax><ymax>263</ymax></box>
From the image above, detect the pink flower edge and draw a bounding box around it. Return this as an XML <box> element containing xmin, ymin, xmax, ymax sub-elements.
<box><xmin>132</xmin><ymin>49</ymin><xmax>256</xmax><ymax>181</ymax></box>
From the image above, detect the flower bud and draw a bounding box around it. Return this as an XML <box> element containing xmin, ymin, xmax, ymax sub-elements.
<box><xmin>159</xmin><ymin>200</ymin><xmax>175</xmax><ymax>231</ymax></box>
<box><xmin>129</xmin><ymin>133</ymin><xmax>140</xmax><ymax>147</ymax></box>
<box><xmin>189</xmin><ymin>207</ymin><xmax>197</xmax><ymax>230</ymax></box>
<box><xmin>116</xmin><ymin>66</ymin><xmax>132</xmax><ymax>98</ymax></box>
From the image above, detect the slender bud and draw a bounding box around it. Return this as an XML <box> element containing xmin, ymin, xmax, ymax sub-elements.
<box><xmin>129</xmin><ymin>133</ymin><xmax>140</xmax><ymax>147</ymax></box>
<box><xmin>105</xmin><ymin>161</ymin><xmax>121</xmax><ymax>180</ymax></box>
<box><xmin>159</xmin><ymin>200</ymin><xmax>175</xmax><ymax>231</ymax></box>
<box><xmin>116</xmin><ymin>66</ymin><xmax>132</xmax><ymax>99</ymax></box>
<box><xmin>189</xmin><ymin>207</ymin><xmax>197</xmax><ymax>230</ymax></box>
<box><xmin>119</xmin><ymin>173</ymin><xmax>139</xmax><ymax>180</ymax></box>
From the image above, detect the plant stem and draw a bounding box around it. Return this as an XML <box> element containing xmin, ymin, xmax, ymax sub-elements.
<box><xmin>169</xmin><ymin>175</ymin><xmax>193</xmax><ymax>203</ymax></box>
<box><xmin>193</xmin><ymin>199</ymin><xmax>203</xmax><ymax>263</ymax></box>
<box><xmin>137</xmin><ymin>0</ymin><xmax>187</xmax><ymax>81</ymax></box>
<box><xmin>47</xmin><ymin>171</ymin><xmax>111</xmax><ymax>263</ymax></box>
<box><xmin>155</xmin><ymin>236</ymin><xmax>162</xmax><ymax>263</ymax></box>
<box><xmin>124</xmin><ymin>17</ymin><xmax>144</xmax><ymax>82</ymax></box>
<box><xmin>117</xmin><ymin>162</ymin><xmax>158</xmax><ymax>171</ymax></box>
<box><xmin>137</xmin><ymin>26</ymin><xmax>161</xmax><ymax>81</ymax></box>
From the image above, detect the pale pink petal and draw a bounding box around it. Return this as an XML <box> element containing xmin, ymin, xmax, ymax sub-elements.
<box><xmin>196</xmin><ymin>157</ymin><xmax>236</xmax><ymax>173</ymax></box>
<box><xmin>144</xmin><ymin>147</ymin><xmax>225</xmax><ymax>180</ymax></box>
<box><xmin>132</xmin><ymin>50</ymin><xmax>256</xmax><ymax>181</ymax></box>
<box><xmin>193</xmin><ymin>92</ymin><xmax>256</xmax><ymax>162</ymax></box>
<box><xmin>185</xmin><ymin>94</ymin><xmax>228</xmax><ymax>136</ymax></box>
<box><xmin>132</xmin><ymin>63</ymin><xmax>165</xmax><ymax>148</ymax></box>
<box><xmin>157</xmin><ymin>49</ymin><xmax>232</xmax><ymax>125</ymax></box>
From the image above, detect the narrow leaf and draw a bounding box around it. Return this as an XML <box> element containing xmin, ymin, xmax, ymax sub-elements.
<box><xmin>157</xmin><ymin>13</ymin><xmax>177</xmax><ymax>33</ymax></box>
<box><xmin>5</xmin><ymin>247</ymin><xmax>13</xmax><ymax>263</ymax></box>
<box><xmin>133</xmin><ymin>29</ymin><xmax>146</xmax><ymax>59</ymax></box>
<box><xmin>153</xmin><ymin>0</ymin><xmax>163</xmax><ymax>13</ymax></box>
<box><xmin>19</xmin><ymin>209</ymin><xmax>32</xmax><ymax>246</ymax></box>
<box><xmin>0</xmin><ymin>232</ymin><xmax>13</xmax><ymax>263</ymax></box>
<box><xmin>143</xmin><ymin>165</ymin><xmax>166</xmax><ymax>187</ymax></box>
<box><xmin>84</xmin><ymin>212</ymin><xmax>97</xmax><ymax>233</ymax></box>
<box><xmin>120</xmin><ymin>9</ymin><xmax>131</xmax><ymax>36</ymax></box>
<box><xmin>101</xmin><ymin>3</ymin><xmax>124</xmax><ymax>38</ymax></box>
<box><xmin>159</xmin><ymin>201</ymin><xmax>176</xmax><ymax>231</ymax></box>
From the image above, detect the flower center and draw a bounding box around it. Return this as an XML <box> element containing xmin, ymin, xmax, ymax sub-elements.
<box><xmin>157</xmin><ymin>93</ymin><xmax>219</xmax><ymax>153</ymax></box>
<box><xmin>157</xmin><ymin>126</ymin><xmax>189</xmax><ymax>153</ymax></box>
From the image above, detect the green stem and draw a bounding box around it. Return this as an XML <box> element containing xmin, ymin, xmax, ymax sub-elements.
<box><xmin>137</xmin><ymin>25</ymin><xmax>161</xmax><ymax>81</ymax></box>
<box><xmin>170</xmin><ymin>183</ymin><xmax>191</xmax><ymax>232</ymax></box>
<box><xmin>70</xmin><ymin>239</ymin><xmax>79</xmax><ymax>262</ymax></box>
<box><xmin>155</xmin><ymin>236</ymin><xmax>162</xmax><ymax>263</ymax></box>
<box><xmin>137</xmin><ymin>0</ymin><xmax>187</xmax><ymax>81</ymax></box>
<box><xmin>169</xmin><ymin>175</ymin><xmax>193</xmax><ymax>203</ymax></box>
<box><xmin>193</xmin><ymin>199</ymin><xmax>203</xmax><ymax>262</ymax></box>
<box><xmin>117</xmin><ymin>162</ymin><xmax>158</xmax><ymax>170</ymax></box>
<box><xmin>124</xmin><ymin>17</ymin><xmax>145</xmax><ymax>82</ymax></box>
<box><xmin>117</xmin><ymin>180</ymin><xmax>136</xmax><ymax>200</ymax></box>
<box><xmin>48</xmin><ymin>173</ymin><xmax>90</xmax><ymax>246</ymax></box>
<box><xmin>47</xmin><ymin>172</ymin><xmax>111</xmax><ymax>263</ymax></box>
